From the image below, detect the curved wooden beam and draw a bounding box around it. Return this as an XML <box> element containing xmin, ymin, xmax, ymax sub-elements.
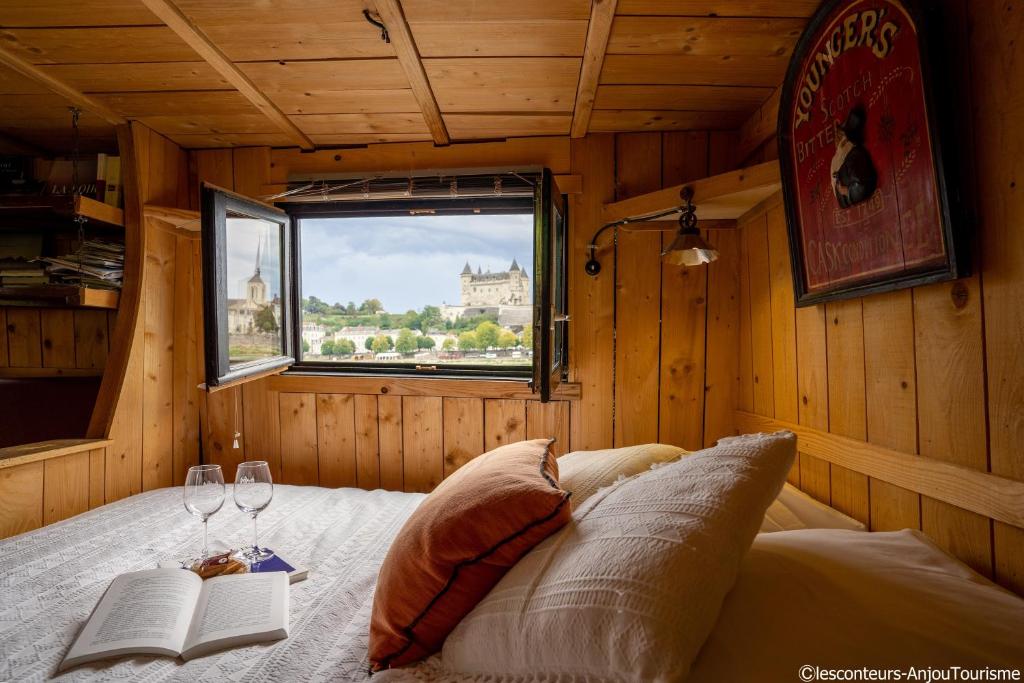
<box><xmin>88</xmin><ymin>123</ymin><xmax>145</xmax><ymax>439</ymax></box>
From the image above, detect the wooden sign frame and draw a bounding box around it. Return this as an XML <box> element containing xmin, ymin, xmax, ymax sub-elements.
<box><xmin>778</xmin><ymin>0</ymin><xmax>969</xmax><ymax>306</ymax></box>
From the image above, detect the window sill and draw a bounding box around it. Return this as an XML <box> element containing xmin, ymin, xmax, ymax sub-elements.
<box><xmin>267</xmin><ymin>372</ymin><xmax>581</xmax><ymax>401</ymax></box>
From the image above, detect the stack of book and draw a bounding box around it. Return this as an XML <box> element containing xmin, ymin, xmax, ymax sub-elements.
<box><xmin>0</xmin><ymin>258</ymin><xmax>49</xmax><ymax>286</ymax></box>
<box><xmin>37</xmin><ymin>239</ymin><xmax>124</xmax><ymax>290</ymax></box>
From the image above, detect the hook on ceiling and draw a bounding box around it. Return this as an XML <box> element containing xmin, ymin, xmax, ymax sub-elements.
<box><xmin>363</xmin><ymin>9</ymin><xmax>390</xmax><ymax>43</ymax></box>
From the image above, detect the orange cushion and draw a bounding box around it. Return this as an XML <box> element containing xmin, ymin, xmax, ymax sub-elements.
<box><xmin>369</xmin><ymin>438</ymin><xmax>571</xmax><ymax>670</ymax></box>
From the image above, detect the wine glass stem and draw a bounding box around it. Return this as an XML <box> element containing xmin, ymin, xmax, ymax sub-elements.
<box><xmin>251</xmin><ymin>512</ymin><xmax>259</xmax><ymax>553</ymax></box>
<box><xmin>202</xmin><ymin>517</ymin><xmax>209</xmax><ymax>558</ymax></box>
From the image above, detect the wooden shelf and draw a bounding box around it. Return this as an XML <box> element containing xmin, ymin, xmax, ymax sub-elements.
<box><xmin>0</xmin><ymin>194</ymin><xmax>124</xmax><ymax>229</ymax></box>
<box><xmin>602</xmin><ymin>160</ymin><xmax>781</xmax><ymax>224</ymax></box>
<box><xmin>144</xmin><ymin>204</ymin><xmax>199</xmax><ymax>231</ymax></box>
<box><xmin>0</xmin><ymin>285</ymin><xmax>119</xmax><ymax>309</ymax></box>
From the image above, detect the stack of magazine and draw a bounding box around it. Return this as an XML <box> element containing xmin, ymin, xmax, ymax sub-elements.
<box><xmin>37</xmin><ymin>239</ymin><xmax>124</xmax><ymax>290</ymax></box>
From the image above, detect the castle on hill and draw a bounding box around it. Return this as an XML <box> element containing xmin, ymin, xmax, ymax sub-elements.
<box><xmin>441</xmin><ymin>259</ymin><xmax>532</xmax><ymax>330</ymax></box>
<box><xmin>460</xmin><ymin>259</ymin><xmax>528</xmax><ymax>306</ymax></box>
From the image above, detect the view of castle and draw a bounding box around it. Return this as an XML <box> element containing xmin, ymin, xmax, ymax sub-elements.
<box><xmin>300</xmin><ymin>259</ymin><xmax>533</xmax><ymax>366</ymax></box>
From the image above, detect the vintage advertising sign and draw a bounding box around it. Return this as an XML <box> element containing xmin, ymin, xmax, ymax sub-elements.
<box><xmin>778</xmin><ymin>0</ymin><xmax>965</xmax><ymax>305</ymax></box>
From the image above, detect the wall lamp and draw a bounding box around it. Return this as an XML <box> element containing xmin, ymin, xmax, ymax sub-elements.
<box><xmin>584</xmin><ymin>187</ymin><xmax>720</xmax><ymax>276</ymax></box>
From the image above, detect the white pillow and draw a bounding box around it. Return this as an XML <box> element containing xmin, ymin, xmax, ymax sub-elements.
<box><xmin>760</xmin><ymin>483</ymin><xmax>866</xmax><ymax>533</ymax></box>
<box><xmin>689</xmin><ymin>528</ymin><xmax>1024</xmax><ymax>682</ymax></box>
<box><xmin>557</xmin><ymin>443</ymin><xmax>687</xmax><ymax>508</ymax></box>
<box><xmin>423</xmin><ymin>431</ymin><xmax>797</xmax><ymax>682</ymax></box>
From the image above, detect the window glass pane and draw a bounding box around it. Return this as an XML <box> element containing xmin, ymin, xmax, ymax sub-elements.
<box><xmin>225</xmin><ymin>212</ymin><xmax>283</xmax><ymax>367</ymax></box>
<box><xmin>551</xmin><ymin>200</ymin><xmax>566</xmax><ymax>372</ymax></box>
<box><xmin>297</xmin><ymin>214</ymin><xmax>533</xmax><ymax>369</ymax></box>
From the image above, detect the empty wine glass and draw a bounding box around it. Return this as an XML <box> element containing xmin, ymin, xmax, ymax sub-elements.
<box><xmin>183</xmin><ymin>464</ymin><xmax>225</xmax><ymax>559</ymax></box>
<box><xmin>234</xmin><ymin>461</ymin><xmax>274</xmax><ymax>563</ymax></box>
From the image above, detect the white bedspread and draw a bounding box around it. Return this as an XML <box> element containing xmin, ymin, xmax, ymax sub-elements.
<box><xmin>0</xmin><ymin>485</ymin><xmax>424</xmax><ymax>682</ymax></box>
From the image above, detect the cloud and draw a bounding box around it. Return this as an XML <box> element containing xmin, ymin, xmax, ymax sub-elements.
<box><xmin>298</xmin><ymin>214</ymin><xmax>533</xmax><ymax>311</ymax></box>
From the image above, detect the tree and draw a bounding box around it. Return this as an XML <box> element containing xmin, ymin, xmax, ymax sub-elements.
<box><xmin>416</xmin><ymin>335</ymin><xmax>435</xmax><ymax>349</ymax></box>
<box><xmin>399</xmin><ymin>310</ymin><xmax>420</xmax><ymax>330</ymax></box>
<box><xmin>320</xmin><ymin>339</ymin><xmax>336</xmax><ymax>356</ymax></box>
<box><xmin>371</xmin><ymin>334</ymin><xmax>393</xmax><ymax>354</ymax></box>
<box><xmin>379</xmin><ymin>313</ymin><xmax>394</xmax><ymax>329</ymax></box>
<box><xmin>419</xmin><ymin>305</ymin><xmax>443</xmax><ymax>331</ymax></box>
<box><xmin>475</xmin><ymin>321</ymin><xmax>500</xmax><ymax>350</ymax></box>
<box><xmin>359</xmin><ymin>298</ymin><xmax>384</xmax><ymax>314</ymax></box>
<box><xmin>521</xmin><ymin>326</ymin><xmax>533</xmax><ymax>349</ymax></box>
<box><xmin>254</xmin><ymin>305</ymin><xmax>278</xmax><ymax>332</ymax></box>
<box><xmin>335</xmin><ymin>338</ymin><xmax>356</xmax><ymax>355</ymax></box>
<box><xmin>458</xmin><ymin>331</ymin><xmax>477</xmax><ymax>352</ymax></box>
<box><xmin>497</xmin><ymin>330</ymin><xmax>517</xmax><ymax>350</ymax></box>
<box><xmin>441</xmin><ymin>338</ymin><xmax>456</xmax><ymax>352</ymax></box>
<box><xmin>302</xmin><ymin>339</ymin><xmax>310</xmax><ymax>353</ymax></box>
<box><xmin>346</xmin><ymin>301</ymin><xmax>357</xmax><ymax>315</ymax></box>
<box><xmin>303</xmin><ymin>295</ymin><xmax>329</xmax><ymax>315</ymax></box>
<box><xmin>364</xmin><ymin>337</ymin><xmax>374</xmax><ymax>351</ymax></box>
<box><xmin>395</xmin><ymin>328</ymin><xmax>417</xmax><ymax>354</ymax></box>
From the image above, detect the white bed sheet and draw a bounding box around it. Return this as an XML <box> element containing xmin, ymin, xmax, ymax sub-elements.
<box><xmin>0</xmin><ymin>478</ymin><xmax>926</xmax><ymax>683</ymax></box>
<box><xmin>0</xmin><ymin>485</ymin><xmax>424</xmax><ymax>682</ymax></box>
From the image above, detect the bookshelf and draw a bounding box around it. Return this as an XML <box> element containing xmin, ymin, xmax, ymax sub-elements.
<box><xmin>0</xmin><ymin>284</ymin><xmax>118</xmax><ymax>309</ymax></box>
<box><xmin>0</xmin><ymin>193</ymin><xmax>124</xmax><ymax>309</ymax></box>
<box><xmin>0</xmin><ymin>194</ymin><xmax>124</xmax><ymax>229</ymax></box>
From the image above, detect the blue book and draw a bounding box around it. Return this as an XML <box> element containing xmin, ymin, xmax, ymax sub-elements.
<box><xmin>251</xmin><ymin>552</ymin><xmax>308</xmax><ymax>584</ymax></box>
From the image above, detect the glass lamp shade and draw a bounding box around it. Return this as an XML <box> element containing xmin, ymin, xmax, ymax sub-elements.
<box><xmin>662</xmin><ymin>229</ymin><xmax>719</xmax><ymax>266</ymax></box>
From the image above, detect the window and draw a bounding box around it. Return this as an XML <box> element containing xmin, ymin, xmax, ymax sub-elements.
<box><xmin>200</xmin><ymin>184</ymin><xmax>294</xmax><ymax>388</ymax></box>
<box><xmin>201</xmin><ymin>170</ymin><xmax>568</xmax><ymax>400</ymax></box>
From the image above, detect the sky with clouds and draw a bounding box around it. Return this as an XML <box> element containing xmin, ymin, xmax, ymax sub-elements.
<box><xmin>295</xmin><ymin>214</ymin><xmax>534</xmax><ymax>312</ymax></box>
<box><xmin>225</xmin><ymin>214</ymin><xmax>534</xmax><ymax>311</ymax></box>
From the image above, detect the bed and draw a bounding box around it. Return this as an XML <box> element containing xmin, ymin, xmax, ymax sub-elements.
<box><xmin>2</xmin><ymin>481</ymin><xmax>1021</xmax><ymax>681</ymax></box>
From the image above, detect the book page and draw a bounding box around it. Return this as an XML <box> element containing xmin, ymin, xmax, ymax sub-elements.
<box><xmin>60</xmin><ymin>569</ymin><xmax>202</xmax><ymax>671</ymax></box>
<box><xmin>181</xmin><ymin>571</ymin><xmax>288</xmax><ymax>661</ymax></box>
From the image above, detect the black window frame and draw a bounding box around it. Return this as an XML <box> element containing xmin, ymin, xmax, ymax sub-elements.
<box><xmin>200</xmin><ymin>183</ymin><xmax>295</xmax><ymax>389</ymax></box>
<box><xmin>201</xmin><ymin>170</ymin><xmax>569</xmax><ymax>400</ymax></box>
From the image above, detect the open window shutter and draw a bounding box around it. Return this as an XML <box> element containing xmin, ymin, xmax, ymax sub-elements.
<box><xmin>200</xmin><ymin>183</ymin><xmax>294</xmax><ymax>389</ymax></box>
<box><xmin>532</xmin><ymin>169</ymin><xmax>568</xmax><ymax>402</ymax></box>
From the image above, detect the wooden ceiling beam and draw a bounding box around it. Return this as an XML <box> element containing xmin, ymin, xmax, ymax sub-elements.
<box><xmin>140</xmin><ymin>0</ymin><xmax>315</xmax><ymax>151</ymax></box>
<box><xmin>736</xmin><ymin>87</ymin><xmax>781</xmax><ymax>163</ymax></box>
<box><xmin>0</xmin><ymin>49</ymin><xmax>127</xmax><ymax>126</ymax></box>
<box><xmin>570</xmin><ymin>0</ymin><xmax>618</xmax><ymax>138</ymax></box>
<box><xmin>372</xmin><ymin>0</ymin><xmax>450</xmax><ymax>146</ymax></box>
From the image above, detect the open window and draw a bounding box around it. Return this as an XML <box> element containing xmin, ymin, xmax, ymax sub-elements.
<box><xmin>200</xmin><ymin>184</ymin><xmax>295</xmax><ymax>388</ymax></box>
<box><xmin>200</xmin><ymin>170</ymin><xmax>567</xmax><ymax>401</ymax></box>
<box><xmin>533</xmin><ymin>170</ymin><xmax>568</xmax><ymax>402</ymax></box>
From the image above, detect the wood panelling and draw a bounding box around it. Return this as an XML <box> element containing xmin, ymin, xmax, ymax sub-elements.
<box><xmin>0</xmin><ymin>440</ymin><xmax>111</xmax><ymax>539</ymax></box>
<box><xmin>443</xmin><ymin>397</ymin><xmax>485</xmax><ymax>476</ymax></box>
<box><xmin>733</xmin><ymin>0</ymin><xmax>1023</xmax><ymax>595</ymax></box>
<box><xmin>0</xmin><ymin>306</ymin><xmax>112</xmax><ymax>375</ymax></box>
<box><xmin>614</xmin><ymin>132</ymin><xmax>663</xmax><ymax>447</ymax></box>
<box><xmin>0</xmin><ymin>461</ymin><xmax>44</xmax><ymax>537</ymax></box>
<box><xmin>0</xmin><ymin>2</ymin><xmax>806</xmax><ymax>148</ymax></box>
<box><xmin>209</xmin><ymin>132</ymin><xmax>737</xmax><ymax>483</ymax></box>
<box><xmin>739</xmin><ymin>0</ymin><xmax>1022</xmax><ymax>589</ymax></box>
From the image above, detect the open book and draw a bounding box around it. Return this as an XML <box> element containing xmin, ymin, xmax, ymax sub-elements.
<box><xmin>60</xmin><ymin>568</ymin><xmax>288</xmax><ymax>671</ymax></box>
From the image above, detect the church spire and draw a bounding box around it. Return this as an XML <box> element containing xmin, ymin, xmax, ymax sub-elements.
<box><xmin>254</xmin><ymin>238</ymin><xmax>262</xmax><ymax>277</ymax></box>
<box><xmin>509</xmin><ymin>258</ymin><xmax>520</xmax><ymax>272</ymax></box>
<box><xmin>461</xmin><ymin>261</ymin><xmax>472</xmax><ymax>275</ymax></box>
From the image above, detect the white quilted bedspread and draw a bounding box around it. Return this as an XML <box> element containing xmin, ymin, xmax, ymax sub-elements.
<box><xmin>0</xmin><ymin>484</ymin><xmax>425</xmax><ymax>682</ymax></box>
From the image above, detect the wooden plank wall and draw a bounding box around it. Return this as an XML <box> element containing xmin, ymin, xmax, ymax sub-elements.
<box><xmin>737</xmin><ymin>0</ymin><xmax>1023</xmax><ymax>594</ymax></box>
<box><xmin>102</xmin><ymin>121</ymin><xmax>200</xmax><ymax>503</ymax></box>
<box><xmin>0</xmin><ymin>307</ymin><xmax>112</xmax><ymax>376</ymax></box>
<box><xmin>0</xmin><ymin>443</ymin><xmax>108</xmax><ymax>538</ymax></box>
<box><xmin>198</xmin><ymin>132</ymin><xmax>740</xmax><ymax>487</ymax></box>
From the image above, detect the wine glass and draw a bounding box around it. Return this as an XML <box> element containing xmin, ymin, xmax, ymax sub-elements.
<box><xmin>183</xmin><ymin>464</ymin><xmax>225</xmax><ymax>559</ymax></box>
<box><xmin>234</xmin><ymin>461</ymin><xmax>274</xmax><ymax>563</ymax></box>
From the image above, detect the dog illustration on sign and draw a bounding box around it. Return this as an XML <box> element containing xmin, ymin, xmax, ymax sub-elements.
<box><xmin>831</xmin><ymin>107</ymin><xmax>878</xmax><ymax>208</ymax></box>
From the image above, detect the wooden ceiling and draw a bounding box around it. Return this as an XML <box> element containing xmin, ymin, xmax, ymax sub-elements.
<box><xmin>0</xmin><ymin>0</ymin><xmax>818</xmax><ymax>153</ymax></box>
